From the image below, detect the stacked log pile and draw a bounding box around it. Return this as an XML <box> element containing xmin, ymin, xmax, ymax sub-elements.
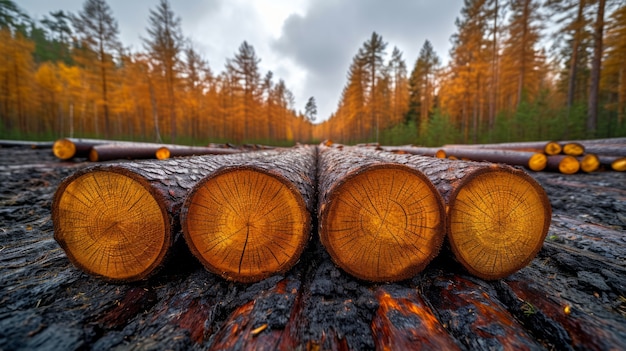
<box><xmin>1</xmin><ymin>143</ymin><xmax>625</xmax><ymax>350</ymax></box>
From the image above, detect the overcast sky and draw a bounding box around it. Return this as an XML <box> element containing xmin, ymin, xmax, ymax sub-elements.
<box><xmin>19</xmin><ymin>0</ymin><xmax>463</xmax><ymax>122</ymax></box>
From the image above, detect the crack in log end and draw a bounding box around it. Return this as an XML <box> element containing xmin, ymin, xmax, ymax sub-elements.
<box><xmin>371</xmin><ymin>287</ymin><xmax>462</xmax><ymax>350</ymax></box>
<box><xmin>182</xmin><ymin>167</ymin><xmax>310</xmax><ymax>283</ymax></box>
<box><xmin>320</xmin><ymin>164</ymin><xmax>445</xmax><ymax>282</ymax></box>
<box><xmin>52</xmin><ymin>169</ymin><xmax>170</xmax><ymax>281</ymax></box>
<box><xmin>448</xmin><ymin>168</ymin><xmax>551</xmax><ymax>280</ymax></box>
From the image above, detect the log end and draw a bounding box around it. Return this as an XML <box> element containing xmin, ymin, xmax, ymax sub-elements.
<box><xmin>527</xmin><ymin>153</ymin><xmax>547</xmax><ymax>171</ymax></box>
<box><xmin>580</xmin><ymin>154</ymin><xmax>600</xmax><ymax>173</ymax></box>
<box><xmin>558</xmin><ymin>155</ymin><xmax>580</xmax><ymax>174</ymax></box>
<box><xmin>563</xmin><ymin>142</ymin><xmax>585</xmax><ymax>156</ymax></box>
<box><xmin>155</xmin><ymin>147</ymin><xmax>170</xmax><ymax>160</ymax></box>
<box><xmin>447</xmin><ymin>166</ymin><xmax>551</xmax><ymax>280</ymax></box>
<box><xmin>88</xmin><ymin>148</ymin><xmax>99</xmax><ymax>162</ymax></box>
<box><xmin>52</xmin><ymin>168</ymin><xmax>171</xmax><ymax>281</ymax></box>
<box><xmin>182</xmin><ymin>166</ymin><xmax>310</xmax><ymax>283</ymax></box>
<box><xmin>544</xmin><ymin>141</ymin><xmax>562</xmax><ymax>155</ymax></box>
<box><xmin>612</xmin><ymin>157</ymin><xmax>626</xmax><ymax>171</ymax></box>
<box><xmin>52</xmin><ymin>138</ymin><xmax>76</xmax><ymax>160</ymax></box>
<box><xmin>320</xmin><ymin>164</ymin><xmax>446</xmax><ymax>282</ymax></box>
<box><xmin>435</xmin><ymin>149</ymin><xmax>447</xmax><ymax>158</ymax></box>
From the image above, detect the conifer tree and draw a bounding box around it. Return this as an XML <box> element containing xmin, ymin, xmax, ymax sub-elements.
<box><xmin>143</xmin><ymin>0</ymin><xmax>183</xmax><ymax>142</ymax></box>
<box><xmin>72</xmin><ymin>0</ymin><xmax>121</xmax><ymax>137</ymax></box>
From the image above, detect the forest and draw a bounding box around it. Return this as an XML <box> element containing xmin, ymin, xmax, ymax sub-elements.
<box><xmin>1</xmin><ymin>0</ymin><xmax>625</xmax><ymax>146</ymax></box>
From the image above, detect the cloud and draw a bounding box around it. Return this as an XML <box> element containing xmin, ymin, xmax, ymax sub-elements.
<box><xmin>273</xmin><ymin>0</ymin><xmax>462</xmax><ymax>120</ymax></box>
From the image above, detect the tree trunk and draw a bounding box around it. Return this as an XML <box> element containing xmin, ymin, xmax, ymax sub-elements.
<box><xmin>180</xmin><ymin>145</ymin><xmax>316</xmax><ymax>283</ymax></box>
<box><xmin>361</xmin><ymin>146</ymin><xmax>552</xmax><ymax>280</ymax></box>
<box><xmin>423</xmin><ymin>273</ymin><xmax>544</xmax><ymax>350</ymax></box>
<box><xmin>155</xmin><ymin>145</ymin><xmax>243</xmax><ymax>160</ymax></box>
<box><xmin>440</xmin><ymin>147</ymin><xmax>547</xmax><ymax>171</ymax></box>
<box><xmin>597</xmin><ymin>155</ymin><xmax>626</xmax><ymax>171</ymax></box>
<box><xmin>587</xmin><ymin>0</ymin><xmax>606</xmax><ymax>135</ymax></box>
<box><xmin>371</xmin><ymin>285</ymin><xmax>462</xmax><ymax>350</ymax></box>
<box><xmin>317</xmin><ymin>144</ymin><xmax>446</xmax><ymax>282</ymax></box>
<box><xmin>380</xmin><ymin>145</ymin><xmax>447</xmax><ymax>158</ymax></box>
<box><xmin>444</xmin><ymin>140</ymin><xmax>562</xmax><ymax>155</ymax></box>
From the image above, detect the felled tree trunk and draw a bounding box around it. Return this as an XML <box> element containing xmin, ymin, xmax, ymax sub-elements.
<box><xmin>52</xmin><ymin>138</ymin><xmax>137</xmax><ymax>160</ymax></box>
<box><xmin>155</xmin><ymin>145</ymin><xmax>243</xmax><ymax>160</ymax></box>
<box><xmin>180</xmin><ymin>145</ymin><xmax>316</xmax><ymax>283</ymax></box>
<box><xmin>317</xmin><ymin>144</ymin><xmax>446</xmax><ymax>282</ymax></box>
<box><xmin>598</xmin><ymin>155</ymin><xmax>626</xmax><ymax>171</ymax></box>
<box><xmin>359</xmin><ymin>147</ymin><xmax>552</xmax><ymax>280</ymax></box>
<box><xmin>371</xmin><ymin>286</ymin><xmax>462</xmax><ymax>350</ymax></box>
<box><xmin>380</xmin><ymin>145</ymin><xmax>447</xmax><ymax>158</ymax></box>
<box><xmin>444</xmin><ymin>140</ymin><xmax>562</xmax><ymax>155</ymax></box>
<box><xmin>439</xmin><ymin>147</ymin><xmax>548</xmax><ymax>171</ymax></box>
<box><xmin>89</xmin><ymin>143</ymin><xmax>165</xmax><ymax>161</ymax></box>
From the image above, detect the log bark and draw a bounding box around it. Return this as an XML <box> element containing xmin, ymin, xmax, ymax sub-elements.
<box><xmin>208</xmin><ymin>277</ymin><xmax>303</xmax><ymax>350</ymax></box>
<box><xmin>361</xmin><ymin>147</ymin><xmax>552</xmax><ymax>280</ymax></box>
<box><xmin>180</xmin><ymin>145</ymin><xmax>316</xmax><ymax>283</ymax></box>
<box><xmin>52</xmin><ymin>138</ymin><xmax>139</xmax><ymax>160</ymax></box>
<box><xmin>0</xmin><ymin>139</ymin><xmax>54</xmax><ymax>148</ymax></box>
<box><xmin>546</xmin><ymin>155</ymin><xmax>580</xmax><ymax>174</ymax></box>
<box><xmin>371</xmin><ymin>285</ymin><xmax>462</xmax><ymax>350</ymax></box>
<box><xmin>380</xmin><ymin>145</ymin><xmax>447</xmax><ymax>158</ymax></box>
<box><xmin>439</xmin><ymin>147</ymin><xmax>547</xmax><ymax>171</ymax></box>
<box><xmin>89</xmin><ymin>142</ymin><xmax>165</xmax><ymax>162</ymax></box>
<box><xmin>422</xmin><ymin>273</ymin><xmax>545</xmax><ymax>350</ymax></box>
<box><xmin>317</xmin><ymin>144</ymin><xmax>446</xmax><ymax>282</ymax></box>
<box><xmin>598</xmin><ymin>155</ymin><xmax>626</xmax><ymax>171</ymax></box>
<box><xmin>444</xmin><ymin>141</ymin><xmax>562</xmax><ymax>155</ymax></box>
<box><xmin>582</xmin><ymin>144</ymin><xmax>626</xmax><ymax>157</ymax></box>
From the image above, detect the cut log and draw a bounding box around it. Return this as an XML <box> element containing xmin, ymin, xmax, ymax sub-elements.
<box><xmin>0</xmin><ymin>139</ymin><xmax>54</xmax><ymax>148</ymax></box>
<box><xmin>52</xmin><ymin>138</ymin><xmax>137</xmax><ymax>160</ymax></box>
<box><xmin>546</xmin><ymin>155</ymin><xmax>580</xmax><ymax>174</ymax></box>
<box><xmin>317</xmin><ymin>144</ymin><xmax>446</xmax><ymax>282</ymax></box>
<box><xmin>155</xmin><ymin>145</ymin><xmax>242</xmax><ymax>160</ymax></box>
<box><xmin>363</xmin><ymin>147</ymin><xmax>552</xmax><ymax>280</ymax></box>
<box><xmin>380</xmin><ymin>145</ymin><xmax>447</xmax><ymax>158</ymax></box>
<box><xmin>89</xmin><ymin>143</ymin><xmax>164</xmax><ymax>162</ymax></box>
<box><xmin>180</xmin><ymin>146</ymin><xmax>316</xmax><ymax>283</ymax></box>
<box><xmin>208</xmin><ymin>277</ymin><xmax>302</xmax><ymax>350</ymax></box>
<box><xmin>422</xmin><ymin>273</ymin><xmax>545</xmax><ymax>350</ymax></box>
<box><xmin>578</xmin><ymin>154</ymin><xmax>600</xmax><ymax>173</ymax></box>
<box><xmin>439</xmin><ymin>148</ymin><xmax>547</xmax><ymax>171</ymax></box>
<box><xmin>444</xmin><ymin>140</ymin><xmax>562</xmax><ymax>155</ymax></box>
<box><xmin>598</xmin><ymin>155</ymin><xmax>626</xmax><ymax>171</ymax></box>
<box><xmin>371</xmin><ymin>286</ymin><xmax>462</xmax><ymax>350</ymax></box>
<box><xmin>562</xmin><ymin>142</ymin><xmax>585</xmax><ymax>156</ymax></box>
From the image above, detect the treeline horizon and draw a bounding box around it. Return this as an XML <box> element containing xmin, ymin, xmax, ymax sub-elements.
<box><xmin>1</xmin><ymin>0</ymin><xmax>625</xmax><ymax>146</ymax></box>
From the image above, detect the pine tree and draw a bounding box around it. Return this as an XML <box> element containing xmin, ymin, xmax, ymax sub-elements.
<box><xmin>361</xmin><ymin>32</ymin><xmax>387</xmax><ymax>142</ymax></box>
<box><xmin>587</xmin><ymin>0</ymin><xmax>606</xmax><ymax>135</ymax></box>
<box><xmin>226</xmin><ymin>41</ymin><xmax>261</xmax><ymax>142</ymax></box>
<box><xmin>304</xmin><ymin>96</ymin><xmax>317</xmax><ymax>122</ymax></box>
<box><xmin>72</xmin><ymin>0</ymin><xmax>121</xmax><ymax>138</ymax></box>
<box><xmin>407</xmin><ymin>40</ymin><xmax>440</xmax><ymax>138</ymax></box>
<box><xmin>143</xmin><ymin>0</ymin><xmax>183</xmax><ymax>142</ymax></box>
